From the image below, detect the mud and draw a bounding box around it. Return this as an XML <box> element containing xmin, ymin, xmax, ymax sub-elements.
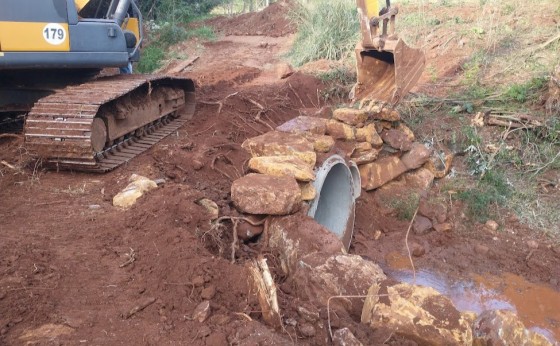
<box><xmin>2</xmin><ymin>4</ymin><xmax>560</xmax><ymax>345</ymax></box>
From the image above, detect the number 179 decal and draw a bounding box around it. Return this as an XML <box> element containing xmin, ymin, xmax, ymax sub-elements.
<box><xmin>43</xmin><ymin>23</ymin><xmax>67</xmax><ymax>45</ymax></box>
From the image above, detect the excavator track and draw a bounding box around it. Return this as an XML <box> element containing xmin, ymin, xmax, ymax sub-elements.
<box><xmin>24</xmin><ymin>74</ymin><xmax>195</xmax><ymax>172</ymax></box>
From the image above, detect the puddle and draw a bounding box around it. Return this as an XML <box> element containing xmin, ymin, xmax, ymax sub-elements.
<box><xmin>384</xmin><ymin>252</ymin><xmax>560</xmax><ymax>344</ymax></box>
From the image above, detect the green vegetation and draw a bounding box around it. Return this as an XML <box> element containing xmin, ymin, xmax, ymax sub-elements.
<box><xmin>388</xmin><ymin>193</ymin><xmax>421</xmax><ymax>221</ymax></box>
<box><xmin>288</xmin><ymin>0</ymin><xmax>359</xmax><ymax>66</ymax></box>
<box><xmin>136</xmin><ymin>0</ymin><xmax>220</xmax><ymax>73</ymax></box>
<box><xmin>457</xmin><ymin>170</ymin><xmax>512</xmax><ymax>221</ymax></box>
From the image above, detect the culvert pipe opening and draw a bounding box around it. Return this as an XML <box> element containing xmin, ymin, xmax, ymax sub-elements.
<box><xmin>308</xmin><ymin>155</ymin><xmax>360</xmax><ymax>250</ymax></box>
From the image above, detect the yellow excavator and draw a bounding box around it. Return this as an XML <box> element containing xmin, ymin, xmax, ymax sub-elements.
<box><xmin>0</xmin><ymin>0</ymin><xmax>422</xmax><ymax>172</ymax></box>
<box><xmin>354</xmin><ymin>0</ymin><xmax>425</xmax><ymax>105</ymax></box>
<box><xmin>0</xmin><ymin>0</ymin><xmax>195</xmax><ymax>172</ymax></box>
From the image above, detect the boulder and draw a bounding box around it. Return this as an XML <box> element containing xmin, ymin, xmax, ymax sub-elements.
<box><xmin>472</xmin><ymin>310</ymin><xmax>552</xmax><ymax>346</ymax></box>
<box><xmin>359</xmin><ymin>156</ymin><xmax>408</xmax><ymax>191</ymax></box>
<box><xmin>333</xmin><ymin>108</ymin><xmax>368</xmax><ymax>126</ymax></box>
<box><xmin>276</xmin><ymin>116</ymin><xmax>327</xmax><ymax>135</ymax></box>
<box><xmin>113</xmin><ymin>174</ymin><xmax>158</xmax><ymax>209</ymax></box>
<box><xmin>293</xmin><ymin>253</ymin><xmax>386</xmax><ymax>316</ymax></box>
<box><xmin>401</xmin><ymin>143</ymin><xmax>433</xmax><ymax>170</ymax></box>
<box><xmin>231</xmin><ymin>174</ymin><xmax>302</xmax><ymax>215</ymax></box>
<box><xmin>355</xmin><ymin>124</ymin><xmax>383</xmax><ymax>147</ymax></box>
<box><xmin>326</xmin><ymin>119</ymin><xmax>356</xmax><ymax>140</ymax></box>
<box><xmin>402</xmin><ymin>168</ymin><xmax>435</xmax><ymax>191</ymax></box>
<box><xmin>303</xmin><ymin>133</ymin><xmax>335</xmax><ymax>153</ymax></box>
<box><xmin>268</xmin><ymin>215</ymin><xmax>344</xmax><ymax>276</ymax></box>
<box><xmin>361</xmin><ymin>280</ymin><xmax>473</xmax><ymax>345</ymax></box>
<box><xmin>242</xmin><ymin>131</ymin><xmax>316</xmax><ymax>166</ymax></box>
<box><xmin>353</xmin><ymin>142</ymin><xmax>373</xmax><ymax>153</ymax></box>
<box><xmin>381</xmin><ymin>129</ymin><xmax>413</xmax><ymax>151</ymax></box>
<box><xmin>248</xmin><ymin>156</ymin><xmax>315</xmax><ymax>182</ymax></box>
<box><xmin>418</xmin><ymin>198</ymin><xmax>447</xmax><ymax>224</ymax></box>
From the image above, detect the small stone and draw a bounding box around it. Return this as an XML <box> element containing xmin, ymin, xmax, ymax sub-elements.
<box><xmin>193</xmin><ymin>276</ymin><xmax>205</xmax><ymax>287</ymax></box>
<box><xmin>153</xmin><ymin>178</ymin><xmax>166</xmax><ymax>186</ymax></box>
<box><xmin>205</xmin><ymin>332</ymin><xmax>228</xmax><ymax>346</ymax></box>
<box><xmin>201</xmin><ymin>286</ymin><xmax>216</xmax><ymax>300</ymax></box>
<box><xmin>433</xmin><ymin>223</ymin><xmax>453</xmax><ymax>232</ymax></box>
<box><xmin>412</xmin><ymin>243</ymin><xmax>426</xmax><ymax>257</ymax></box>
<box><xmin>333</xmin><ymin>108</ymin><xmax>369</xmax><ymax>126</ymax></box>
<box><xmin>199</xmin><ymin>325</ymin><xmax>211</xmax><ymax>338</ymax></box>
<box><xmin>284</xmin><ymin>318</ymin><xmax>297</xmax><ymax>326</ymax></box>
<box><xmin>237</xmin><ymin>216</ymin><xmax>264</xmax><ymax>241</ymax></box>
<box><xmin>373</xmin><ymin>230</ymin><xmax>382</xmax><ymax>240</ymax></box>
<box><xmin>485</xmin><ymin>220</ymin><xmax>499</xmax><ymax>232</ymax></box>
<box><xmin>372</xmin><ymin>107</ymin><xmax>401</xmax><ymax>121</ymax></box>
<box><xmin>527</xmin><ymin>240</ymin><xmax>539</xmax><ymax>249</ymax></box>
<box><xmin>397</xmin><ymin>123</ymin><xmax>415</xmax><ymax>141</ymax></box>
<box><xmin>381</xmin><ymin>129</ymin><xmax>413</xmax><ymax>151</ymax></box>
<box><xmin>424</xmin><ymin>149</ymin><xmax>454</xmax><ymax>178</ymax></box>
<box><xmin>196</xmin><ymin>198</ymin><xmax>219</xmax><ymax>220</ymax></box>
<box><xmin>351</xmin><ymin>149</ymin><xmax>380</xmax><ymax>165</ymax></box>
<box><xmin>193</xmin><ymin>159</ymin><xmax>204</xmax><ymax>170</ymax></box>
<box><xmin>326</xmin><ymin>119</ymin><xmax>355</xmax><ymax>140</ymax></box>
<box><xmin>333</xmin><ymin>327</ymin><xmax>364</xmax><ymax>346</ymax></box>
<box><xmin>299</xmin><ymin>183</ymin><xmax>317</xmax><ymax>201</ymax></box>
<box><xmin>298</xmin><ymin>323</ymin><xmax>316</xmax><ymax>337</ymax></box>
<box><xmin>113</xmin><ymin>174</ymin><xmax>158</xmax><ymax>209</ymax></box>
<box><xmin>192</xmin><ymin>301</ymin><xmax>211</xmax><ymax>323</ymax></box>
<box><xmin>276</xmin><ymin>62</ymin><xmax>295</xmax><ymax>79</ymax></box>
<box><xmin>550</xmin><ymin>278</ymin><xmax>558</xmax><ymax>286</ymax></box>
<box><xmin>297</xmin><ymin>306</ymin><xmax>320</xmax><ymax>323</ymax></box>
<box><xmin>474</xmin><ymin>244</ymin><xmax>489</xmax><ymax>255</ymax></box>
<box><xmin>88</xmin><ymin>204</ymin><xmax>101</xmax><ymax>210</ymax></box>
<box><xmin>413</xmin><ymin>215</ymin><xmax>433</xmax><ymax>235</ymax></box>
<box><xmin>304</xmin><ymin>134</ymin><xmax>335</xmax><ymax>153</ymax></box>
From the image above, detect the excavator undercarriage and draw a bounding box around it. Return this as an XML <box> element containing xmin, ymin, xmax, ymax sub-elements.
<box><xmin>24</xmin><ymin>75</ymin><xmax>195</xmax><ymax>172</ymax></box>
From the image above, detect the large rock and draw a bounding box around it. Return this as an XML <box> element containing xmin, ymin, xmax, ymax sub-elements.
<box><xmin>370</xmin><ymin>106</ymin><xmax>401</xmax><ymax>121</ymax></box>
<box><xmin>473</xmin><ymin>310</ymin><xmax>552</xmax><ymax>346</ymax></box>
<box><xmin>359</xmin><ymin>156</ymin><xmax>408</xmax><ymax>190</ymax></box>
<box><xmin>351</xmin><ymin>149</ymin><xmax>380</xmax><ymax>165</ymax></box>
<box><xmin>268</xmin><ymin>215</ymin><xmax>344</xmax><ymax>276</ymax></box>
<box><xmin>397</xmin><ymin>123</ymin><xmax>415</xmax><ymax>141</ymax></box>
<box><xmin>303</xmin><ymin>133</ymin><xmax>335</xmax><ymax>153</ymax></box>
<box><xmin>293</xmin><ymin>254</ymin><xmax>386</xmax><ymax>316</ymax></box>
<box><xmin>298</xmin><ymin>183</ymin><xmax>317</xmax><ymax>201</ymax></box>
<box><xmin>326</xmin><ymin>119</ymin><xmax>356</xmax><ymax>140</ymax></box>
<box><xmin>381</xmin><ymin>129</ymin><xmax>413</xmax><ymax>151</ymax></box>
<box><xmin>401</xmin><ymin>143</ymin><xmax>433</xmax><ymax>170</ymax></box>
<box><xmin>276</xmin><ymin>116</ymin><xmax>327</xmax><ymax>135</ymax></box>
<box><xmin>242</xmin><ymin>131</ymin><xmax>316</xmax><ymax>166</ymax></box>
<box><xmin>231</xmin><ymin>174</ymin><xmax>302</xmax><ymax>215</ymax></box>
<box><xmin>113</xmin><ymin>174</ymin><xmax>158</xmax><ymax>209</ymax></box>
<box><xmin>248</xmin><ymin>156</ymin><xmax>315</xmax><ymax>182</ymax></box>
<box><xmin>355</xmin><ymin>124</ymin><xmax>383</xmax><ymax>147</ymax></box>
<box><xmin>362</xmin><ymin>280</ymin><xmax>473</xmax><ymax>345</ymax></box>
<box><xmin>333</xmin><ymin>328</ymin><xmax>364</xmax><ymax>346</ymax></box>
<box><xmin>333</xmin><ymin>108</ymin><xmax>368</xmax><ymax>126</ymax></box>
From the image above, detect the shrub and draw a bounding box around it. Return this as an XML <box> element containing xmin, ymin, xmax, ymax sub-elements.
<box><xmin>137</xmin><ymin>45</ymin><xmax>165</xmax><ymax>73</ymax></box>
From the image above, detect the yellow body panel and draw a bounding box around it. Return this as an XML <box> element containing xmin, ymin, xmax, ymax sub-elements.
<box><xmin>124</xmin><ymin>18</ymin><xmax>140</xmax><ymax>42</ymax></box>
<box><xmin>74</xmin><ymin>0</ymin><xmax>91</xmax><ymax>12</ymax></box>
<box><xmin>365</xmin><ymin>0</ymin><xmax>379</xmax><ymax>18</ymax></box>
<box><xmin>0</xmin><ymin>22</ymin><xmax>70</xmax><ymax>52</ymax></box>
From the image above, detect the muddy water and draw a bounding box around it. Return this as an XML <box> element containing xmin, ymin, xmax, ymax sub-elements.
<box><xmin>384</xmin><ymin>252</ymin><xmax>560</xmax><ymax>344</ymax></box>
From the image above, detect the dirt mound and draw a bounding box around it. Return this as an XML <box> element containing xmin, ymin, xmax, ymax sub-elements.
<box><xmin>205</xmin><ymin>0</ymin><xmax>295</xmax><ymax>37</ymax></box>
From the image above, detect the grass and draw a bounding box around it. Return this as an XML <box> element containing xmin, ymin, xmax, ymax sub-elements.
<box><xmin>388</xmin><ymin>193</ymin><xmax>421</xmax><ymax>221</ymax></box>
<box><xmin>457</xmin><ymin>170</ymin><xmax>512</xmax><ymax>222</ymax></box>
<box><xmin>287</xmin><ymin>0</ymin><xmax>359</xmax><ymax>67</ymax></box>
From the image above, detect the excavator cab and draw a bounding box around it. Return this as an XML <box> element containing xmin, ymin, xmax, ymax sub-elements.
<box><xmin>353</xmin><ymin>0</ymin><xmax>425</xmax><ymax>105</ymax></box>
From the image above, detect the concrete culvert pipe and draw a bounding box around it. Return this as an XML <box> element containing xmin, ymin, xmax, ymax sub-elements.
<box><xmin>307</xmin><ymin>155</ymin><xmax>361</xmax><ymax>250</ymax></box>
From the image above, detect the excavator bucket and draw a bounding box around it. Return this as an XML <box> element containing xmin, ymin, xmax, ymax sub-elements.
<box><xmin>353</xmin><ymin>0</ymin><xmax>425</xmax><ymax>105</ymax></box>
